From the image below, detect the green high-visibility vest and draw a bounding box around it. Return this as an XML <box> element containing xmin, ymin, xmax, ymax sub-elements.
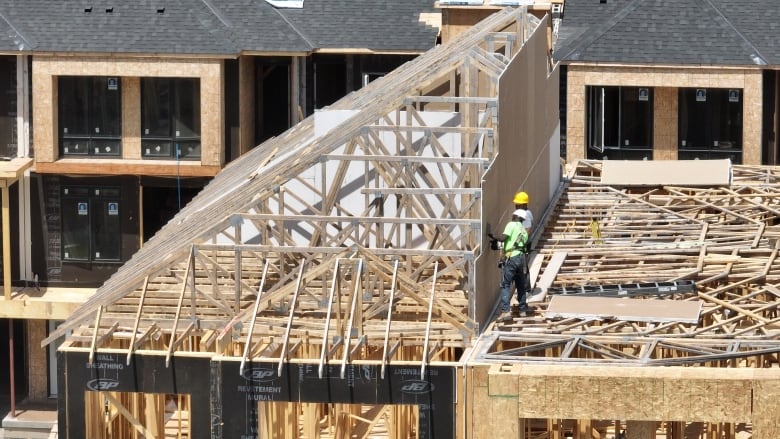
<box><xmin>502</xmin><ymin>220</ymin><xmax>528</xmax><ymax>258</ymax></box>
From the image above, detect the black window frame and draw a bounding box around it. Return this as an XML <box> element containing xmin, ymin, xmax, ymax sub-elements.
<box><xmin>61</xmin><ymin>186</ymin><xmax>122</xmax><ymax>263</ymax></box>
<box><xmin>141</xmin><ymin>78</ymin><xmax>201</xmax><ymax>160</ymax></box>
<box><xmin>0</xmin><ymin>56</ymin><xmax>17</xmax><ymax>158</ymax></box>
<box><xmin>586</xmin><ymin>85</ymin><xmax>654</xmax><ymax>160</ymax></box>
<box><xmin>58</xmin><ymin>76</ymin><xmax>122</xmax><ymax>157</ymax></box>
<box><xmin>678</xmin><ymin>88</ymin><xmax>743</xmax><ymax>163</ymax></box>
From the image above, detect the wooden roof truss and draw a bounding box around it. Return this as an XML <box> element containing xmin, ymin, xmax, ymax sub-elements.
<box><xmin>477</xmin><ymin>160</ymin><xmax>780</xmax><ymax>367</ymax></box>
<box><xmin>52</xmin><ymin>8</ymin><xmax>547</xmax><ymax>374</ymax></box>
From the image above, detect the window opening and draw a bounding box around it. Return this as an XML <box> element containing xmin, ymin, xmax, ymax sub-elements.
<box><xmin>141</xmin><ymin>78</ymin><xmax>201</xmax><ymax>159</ymax></box>
<box><xmin>61</xmin><ymin>186</ymin><xmax>121</xmax><ymax>262</ymax></box>
<box><xmin>587</xmin><ymin>86</ymin><xmax>653</xmax><ymax>160</ymax></box>
<box><xmin>59</xmin><ymin>77</ymin><xmax>122</xmax><ymax>157</ymax></box>
<box><xmin>678</xmin><ymin>88</ymin><xmax>743</xmax><ymax>163</ymax></box>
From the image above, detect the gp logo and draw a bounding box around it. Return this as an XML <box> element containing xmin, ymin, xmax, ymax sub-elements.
<box><xmin>240</xmin><ymin>367</ymin><xmax>277</xmax><ymax>382</ymax></box>
<box><xmin>86</xmin><ymin>379</ymin><xmax>120</xmax><ymax>391</ymax></box>
<box><xmin>400</xmin><ymin>380</ymin><xmax>434</xmax><ymax>394</ymax></box>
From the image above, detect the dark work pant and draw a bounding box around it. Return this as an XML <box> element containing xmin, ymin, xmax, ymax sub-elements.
<box><xmin>499</xmin><ymin>253</ymin><xmax>527</xmax><ymax>312</ymax></box>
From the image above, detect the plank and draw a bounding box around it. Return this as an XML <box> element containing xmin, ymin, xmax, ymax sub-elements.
<box><xmin>528</xmin><ymin>251</ymin><xmax>566</xmax><ymax>303</ymax></box>
<box><xmin>545</xmin><ymin>296</ymin><xmax>702</xmax><ymax>324</ymax></box>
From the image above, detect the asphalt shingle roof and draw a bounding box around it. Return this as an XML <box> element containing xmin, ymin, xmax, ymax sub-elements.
<box><xmin>0</xmin><ymin>0</ymin><xmax>237</xmax><ymax>55</ymax></box>
<box><xmin>279</xmin><ymin>0</ymin><xmax>439</xmax><ymax>52</ymax></box>
<box><xmin>555</xmin><ymin>0</ymin><xmax>778</xmax><ymax>66</ymax></box>
<box><xmin>0</xmin><ymin>0</ymin><xmax>439</xmax><ymax>56</ymax></box>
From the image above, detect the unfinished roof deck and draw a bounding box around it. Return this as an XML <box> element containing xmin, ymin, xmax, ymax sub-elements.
<box><xmin>479</xmin><ymin>159</ymin><xmax>780</xmax><ymax>367</ymax></box>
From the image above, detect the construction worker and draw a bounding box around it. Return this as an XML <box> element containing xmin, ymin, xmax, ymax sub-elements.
<box><xmin>512</xmin><ymin>191</ymin><xmax>534</xmax><ymax>306</ymax></box>
<box><xmin>488</xmin><ymin>209</ymin><xmax>530</xmax><ymax>321</ymax></box>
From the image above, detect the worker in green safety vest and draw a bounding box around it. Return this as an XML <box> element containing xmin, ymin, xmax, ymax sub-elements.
<box><xmin>489</xmin><ymin>209</ymin><xmax>530</xmax><ymax>322</ymax></box>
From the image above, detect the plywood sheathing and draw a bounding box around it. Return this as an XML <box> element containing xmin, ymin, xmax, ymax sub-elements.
<box><xmin>480</xmin><ymin>160</ymin><xmax>780</xmax><ymax>366</ymax></box>
<box><xmin>476</xmin><ymin>364</ymin><xmax>780</xmax><ymax>428</ymax></box>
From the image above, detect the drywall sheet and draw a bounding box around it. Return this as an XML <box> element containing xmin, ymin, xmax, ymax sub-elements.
<box><xmin>545</xmin><ymin>296</ymin><xmax>702</xmax><ymax>323</ymax></box>
<box><xmin>600</xmin><ymin>159</ymin><xmax>731</xmax><ymax>186</ymax></box>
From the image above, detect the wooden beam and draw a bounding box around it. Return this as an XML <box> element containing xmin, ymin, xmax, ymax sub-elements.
<box><xmin>2</xmin><ymin>186</ymin><xmax>9</xmax><ymax>300</ymax></box>
<box><xmin>103</xmin><ymin>392</ymin><xmax>158</xmax><ymax>439</ymax></box>
<box><xmin>34</xmin><ymin>160</ymin><xmax>220</xmax><ymax>177</ymax></box>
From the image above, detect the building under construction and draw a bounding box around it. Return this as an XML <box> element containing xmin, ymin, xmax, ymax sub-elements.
<box><xmin>46</xmin><ymin>6</ymin><xmax>780</xmax><ymax>439</ymax></box>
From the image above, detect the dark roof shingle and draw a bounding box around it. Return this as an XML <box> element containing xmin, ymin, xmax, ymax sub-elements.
<box><xmin>0</xmin><ymin>0</ymin><xmax>439</xmax><ymax>56</ymax></box>
<box><xmin>555</xmin><ymin>0</ymin><xmax>776</xmax><ymax>66</ymax></box>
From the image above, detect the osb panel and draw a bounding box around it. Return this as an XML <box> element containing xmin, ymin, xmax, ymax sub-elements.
<box><xmin>32</xmin><ymin>74</ymin><xmax>55</xmax><ymax>162</ymax></box>
<box><xmin>653</xmin><ymin>87</ymin><xmax>677</xmax><ymax>160</ymax></box>
<box><xmin>26</xmin><ymin>320</ymin><xmax>48</xmax><ymax>401</ymax></box>
<box><xmin>742</xmin><ymin>71</ymin><xmax>763</xmax><ymax>165</ymax></box>
<box><xmin>470</xmin><ymin>374</ymin><xmax>491</xmax><ymax>439</ymax></box>
<box><xmin>238</xmin><ymin>55</ymin><xmax>255</xmax><ymax>156</ymax></box>
<box><xmin>472</xmin><ymin>364</ymin><xmax>489</xmax><ymax>388</ymax></box>
<box><xmin>751</xmin><ymin>379</ymin><xmax>780</xmax><ymax>437</ymax></box>
<box><xmin>122</xmin><ymin>77</ymin><xmax>141</xmax><ymax>159</ymax></box>
<box><xmin>489</xmin><ymin>396</ymin><xmax>521</xmax><ymax>437</ymax></box>
<box><xmin>440</xmin><ymin>9</ymin><xmax>497</xmax><ymax>44</ymax></box>
<box><xmin>516</xmin><ymin>368</ymin><xmax>751</xmax><ymax>422</ymax></box>
<box><xmin>488</xmin><ymin>365</ymin><xmax>519</xmax><ymax>396</ymax></box>
<box><xmin>32</xmin><ymin>56</ymin><xmax>224</xmax><ymax>168</ymax></box>
<box><xmin>520</xmin><ymin>375</ymin><xmax>547</xmax><ymax>415</ymax></box>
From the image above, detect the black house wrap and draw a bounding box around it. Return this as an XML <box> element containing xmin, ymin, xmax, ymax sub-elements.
<box><xmin>60</xmin><ymin>350</ymin><xmax>456</xmax><ymax>439</ymax></box>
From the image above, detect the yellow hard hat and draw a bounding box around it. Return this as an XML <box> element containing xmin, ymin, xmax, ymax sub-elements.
<box><xmin>513</xmin><ymin>191</ymin><xmax>529</xmax><ymax>205</ymax></box>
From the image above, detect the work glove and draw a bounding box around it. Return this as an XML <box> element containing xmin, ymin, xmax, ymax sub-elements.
<box><xmin>487</xmin><ymin>233</ymin><xmax>500</xmax><ymax>250</ymax></box>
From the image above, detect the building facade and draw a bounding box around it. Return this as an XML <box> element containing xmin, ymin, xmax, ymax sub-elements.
<box><xmin>554</xmin><ymin>0</ymin><xmax>780</xmax><ymax>165</ymax></box>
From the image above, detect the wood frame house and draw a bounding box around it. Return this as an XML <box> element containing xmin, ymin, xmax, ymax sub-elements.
<box><xmin>46</xmin><ymin>8</ymin><xmax>561</xmax><ymax>438</ymax></box>
<box><xmin>555</xmin><ymin>0</ymin><xmax>780</xmax><ymax>165</ymax></box>
<box><xmin>0</xmin><ymin>0</ymin><xmax>440</xmax><ymax>424</ymax></box>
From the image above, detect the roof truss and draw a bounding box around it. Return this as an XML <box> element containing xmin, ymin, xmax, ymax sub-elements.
<box><xmin>475</xmin><ymin>160</ymin><xmax>780</xmax><ymax>367</ymax></box>
<box><xmin>52</xmin><ymin>8</ymin><xmax>548</xmax><ymax>374</ymax></box>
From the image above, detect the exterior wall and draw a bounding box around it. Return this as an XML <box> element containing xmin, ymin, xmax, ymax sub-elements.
<box><xmin>238</xmin><ymin>55</ymin><xmax>255</xmax><ymax>156</ymax></box>
<box><xmin>440</xmin><ymin>7</ymin><xmax>553</xmax><ymax>46</ymax></box>
<box><xmin>122</xmin><ymin>77</ymin><xmax>141</xmax><ymax>159</ymax></box>
<box><xmin>565</xmin><ymin>65</ymin><xmax>763</xmax><ymax>165</ymax></box>
<box><xmin>654</xmin><ymin>87</ymin><xmax>678</xmax><ymax>160</ymax></box>
<box><xmin>440</xmin><ymin>8</ymin><xmax>499</xmax><ymax>44</ymax></box>
<box><xmin>32</xmin><ymin>56</ymin><xmax>225</xmax><ymax>168</ymax></box>
<box><xmin>467</xmin><ymin>363</ymin><xmax>780</xmax><ymax>438</ymax></box>
<box><xmin>26</xmin><ymin>319</ymin><xmax>48</xmax><ymax>401</ymax></box>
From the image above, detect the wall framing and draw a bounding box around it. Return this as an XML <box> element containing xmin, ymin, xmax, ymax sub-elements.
<box><xmin>48</xmin><ymin>8</ymin><xmax>560</xmax><ymax>438</ymax></box>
